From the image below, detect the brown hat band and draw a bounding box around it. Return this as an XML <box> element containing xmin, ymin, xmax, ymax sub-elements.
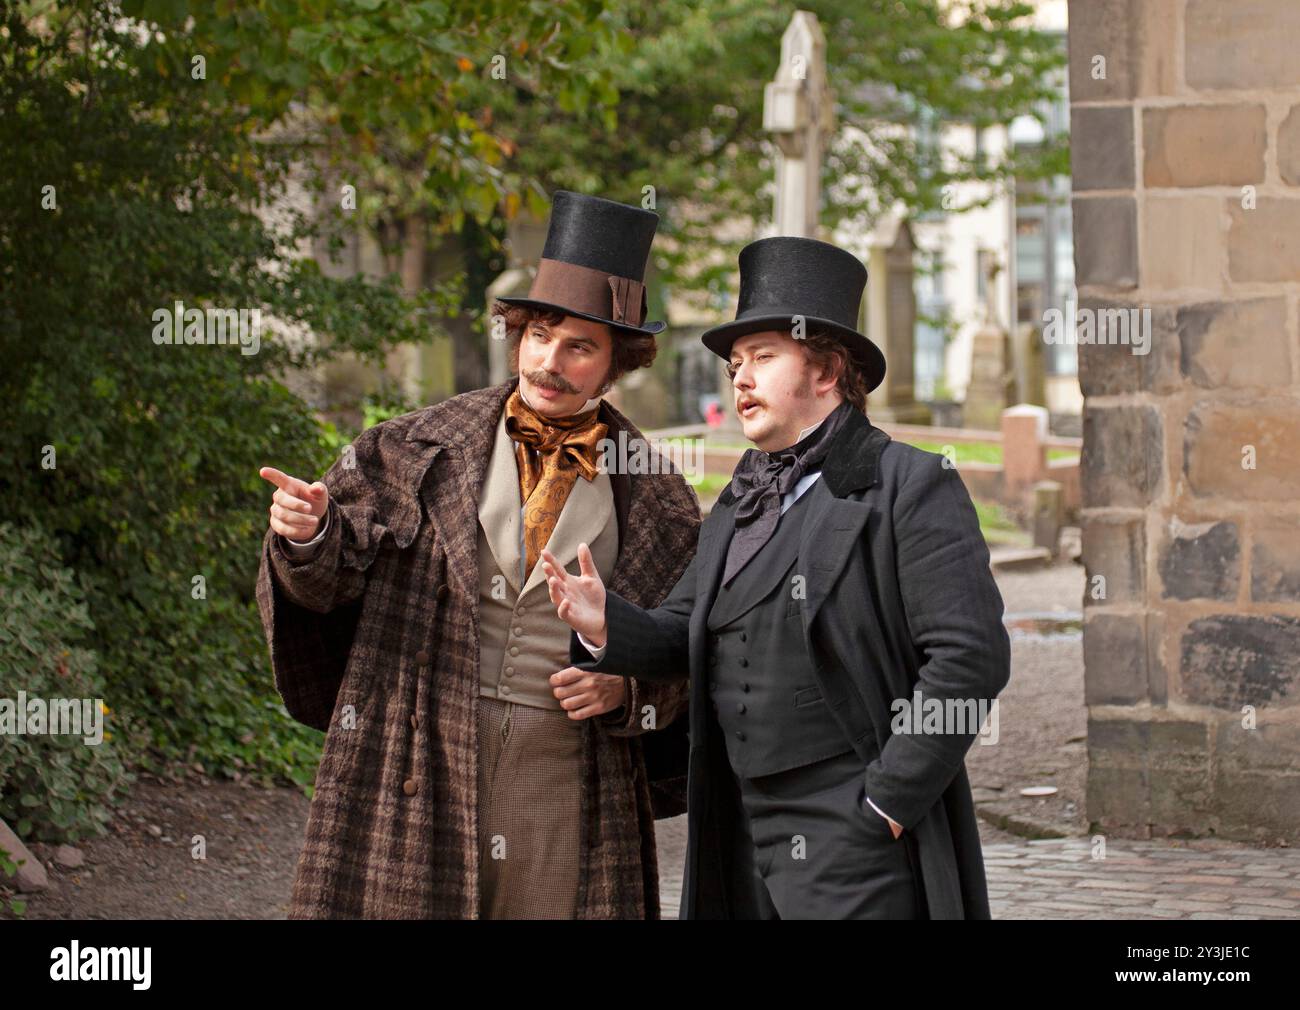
<box><xmin>529</xmin><ymin>257</ymin><xmax>647</xmax><ymax>328</ymax></box>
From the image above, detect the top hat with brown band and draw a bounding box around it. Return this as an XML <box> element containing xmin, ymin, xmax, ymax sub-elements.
<box><xmin>496</xmin><ymin>190</ymin><xmax>666</xmax><ymax>335</ymax></box>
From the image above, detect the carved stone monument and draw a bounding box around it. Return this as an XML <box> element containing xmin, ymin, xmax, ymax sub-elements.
<box><xmin>864</xmin><ymin>215</ymin><xmax>929</xmax><ymax>424</ymax></box>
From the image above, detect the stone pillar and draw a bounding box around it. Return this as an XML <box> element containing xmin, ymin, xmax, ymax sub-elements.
<box><xmin>1070</xmin><ymin>0</ymin><xmax>1300</xmax><ymax>842</ymax></box>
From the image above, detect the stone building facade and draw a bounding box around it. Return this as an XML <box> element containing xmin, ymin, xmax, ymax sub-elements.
<box><xmin>1069</xmin><ymin>0</ymin><xmax>1300</xmax><ymax>842</ymax></box>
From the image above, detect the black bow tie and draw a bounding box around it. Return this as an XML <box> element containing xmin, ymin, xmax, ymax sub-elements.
<box><xmin>721</xmin><ymin>401</ymin><xmax>853</xmax><ymax>585</ymax></box>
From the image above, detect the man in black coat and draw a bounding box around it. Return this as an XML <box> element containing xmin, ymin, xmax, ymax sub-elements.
<box><xmin>542</xmin><ymin>236</ymin><xmax>1011</xmax><ymax>919</ymax></box>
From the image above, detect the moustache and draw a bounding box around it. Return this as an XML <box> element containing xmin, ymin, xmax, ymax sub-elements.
<box><xmin>525</xmin><ymin>370</ymin><xmax>579</xmax><ymax>394</ymax></box>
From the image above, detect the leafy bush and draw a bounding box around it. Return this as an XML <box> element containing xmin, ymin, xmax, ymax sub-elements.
<box><xmin>0</xmin><ymin>523</ymin><xmax>132</xmax><ymax>843</ymax></box>
<box><xmin>0</xmin><ymin>7</ymin><xmax>427</xmax><ymax>796</ymax></box>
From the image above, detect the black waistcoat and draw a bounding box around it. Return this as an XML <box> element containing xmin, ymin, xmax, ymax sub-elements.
<box><xmin>706</xmin><ymin>481</ymin><xmax>857</xmax><ymax>779</ymax></box>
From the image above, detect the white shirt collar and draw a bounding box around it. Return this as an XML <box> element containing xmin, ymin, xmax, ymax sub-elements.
<box><xmin>789</xmin><ymin>407</ymin><xmax>838</xmax><ymax>449</ymax></box>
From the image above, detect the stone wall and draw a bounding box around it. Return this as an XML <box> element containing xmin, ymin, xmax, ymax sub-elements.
<box><xmin>1069</xmin><ymin>0</ymin><xmax>1300</xmax><ymax>842</ymax></box>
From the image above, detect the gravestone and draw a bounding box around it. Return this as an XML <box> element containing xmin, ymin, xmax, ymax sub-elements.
<box><xmin>964</xmin><ymin>254</ymin><xmax>1014</xmax><ymax>429</ymax></box>
<box><xmin>864</xmin><ymin>215</ymin><xmax>930</xmax><ymax>424</ymax></box>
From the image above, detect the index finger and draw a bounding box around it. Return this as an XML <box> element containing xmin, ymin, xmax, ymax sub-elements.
<box><xmin>259</xmin><ymin>466</ymin><xmax>312</xmax><ymax>498</ymax></box>
<box><xmin>540</xmin><ymin>548</ymin><xmax>567</xmax><ymax>583</ymax></box>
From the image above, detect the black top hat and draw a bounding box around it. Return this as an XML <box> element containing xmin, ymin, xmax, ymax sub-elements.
<box><xmin>496</xmin><ymin>191</ymin><xmax>665</xmax><ymax>335</ymax></box>
<box><xmin>700</xmin><ymin>236</ymin><xmax>886</xmax><ymax>392</ymax></box>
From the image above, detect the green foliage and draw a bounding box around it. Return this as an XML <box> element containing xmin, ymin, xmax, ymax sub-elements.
<box><xmin>0</xmin><ymin>523</ymin><xmax>132</xmax><ymax>845</ymax></box>
<box><xmin>0</xmin><ymin>5</ymin><xmax>431</xmax><ymax>795</ymax></box>
<box><xmin>0</xmin><ymin>843</ymin><xmax>27</xmax><ymax>917</ymax></box>
<box><xmin>129</xmin><ymin>0</ymin><xmax>628</xmax><ymax>241</ymax></box>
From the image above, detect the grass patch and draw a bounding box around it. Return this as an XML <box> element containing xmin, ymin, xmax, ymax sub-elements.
<box><xmin>974</xmin><ymin>499</ymin><xmax>1029</xmax><ymax>547</ymax></box>
<box><xmin>903</xmin><ymin>439</ymin><xmax>1079</xmax><ymax>465</ymax></box>
<box><xmin>690</xmin><ymin>473</ymin><xmax>732</xmax><ymax>497</ymax></box>
<box><xmin>661</xmin><ymin>434</ymin><xmax>1078</xmax><ymax>465</ymax></box>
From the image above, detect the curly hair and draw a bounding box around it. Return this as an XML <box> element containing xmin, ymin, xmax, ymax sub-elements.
<box><xmin>797</xmin><ymin>327</ymin><xmax>872</xmax><ymax>413</ymax></box>
<box><xmin>491</xmin><ymin>301</ymin><xmax>658</xmax><ymax>392</ymax></box>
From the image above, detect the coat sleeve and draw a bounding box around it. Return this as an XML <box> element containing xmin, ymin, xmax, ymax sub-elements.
<box><xmin>590</xmin><ymin>499</ymin><xmax>702</xmax><ymax>738</ymax></box>
<box><xmin>593</xmin><ymin>631</ymin><xmax>692</xmax><ymax>738</ymax></box>
<box><xmin>862</xmin><ymin>453</ymin><xmax>1011</xmax><ymax>830</ymax></box>
<box><xmin>572</xmin><ymin>516</ymin><xmax>701</xmax><ymax>736</ymax></box>
<box><xmin>256</xmin><ymin>423</ymin><xmax>424</xmax><ymax>731</ymax></box>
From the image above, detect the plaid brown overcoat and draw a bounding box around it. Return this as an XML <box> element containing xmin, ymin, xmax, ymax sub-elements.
<box><xmin>256</xmin><ymin>378</ymin><xmax>700</xmax><ymax>918</ymax></box>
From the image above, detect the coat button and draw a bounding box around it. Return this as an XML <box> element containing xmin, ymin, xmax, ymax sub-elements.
<box><xmin>509</xmin><ymin>646</ymin><xmax>519</xmax><ymax>657</ymax></box>
<box><xmin>742</xmin><ymin>682</ymin><xmax>750</xmax><ymax>693</ymax></box>
<box><xmin>739</xmin><ymin>657</ymin><xmax>749</xmax><ymax>667</ymax></box>
<box><xmin>436</xmin><ymin>584</ymin><xmax>449</xmax><ymax>602</ymax></box>
<box><xmin>416</xmin><ymin>650</ymin><xmax>429</xmax><ymax>664</ymax></box>
<box><xmin>737</xmin><ymin>702</ymin><xmax>746</xmax><ymax>715</ymax></box>
<box><xmin>513</xmin><ymin>626</ymin><xmax>524</xmax><ymax>636</ymax></box>
<box><xmin>735</xmin><ymin>730</ymin><xmax>746</xmax><ymax>742</ymax></box>
<box><xmin>709</xmin><ymin>655</ymin><xmax>718</xmax><ymax>666</ymax></box>
<box><xmin>739</xmin><ymin>631</ymin><xmax>747</xmax><ymax>642</ymax></box>
<box><xmin>402</xmin><ymin>778</ymin><xmax>418</xmax><ymax>796</ymax></box>
<box><xmin>410</xmin><ymin>714</ymin><xmax>419</xmax><ymax>729</ymax></box>
<box><xmin>501</xmin><ymin>684</ymin><xmax>512</xmax><ymax>696</ymax></box>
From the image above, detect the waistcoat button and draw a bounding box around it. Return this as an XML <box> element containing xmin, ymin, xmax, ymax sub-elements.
<box><xmin>402</xmin><ymin>779</ymin><xmax>418</xmax><ymax>796</ymax></box>
<box><xmin>436</xmin><ymin>584</ymin><xmax>449</xmax><ymax>602</ymax></box>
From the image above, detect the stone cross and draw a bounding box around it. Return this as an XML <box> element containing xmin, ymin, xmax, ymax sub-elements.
<box><xmin>763</xmin><ymin>11</ymin><xmax>835</xmax><ymax>238</ymax></box>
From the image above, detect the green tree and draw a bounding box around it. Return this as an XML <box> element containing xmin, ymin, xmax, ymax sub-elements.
<box><xmin>0</xmin><ymin>2</ymin><xmax>435</xmax><ymax>801</ymax></box>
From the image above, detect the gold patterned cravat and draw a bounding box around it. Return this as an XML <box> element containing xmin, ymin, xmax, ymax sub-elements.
<box><xmin>503</xmin><ymin>388</ymin><xmax>609</xmax><ymax>578</ymax></box>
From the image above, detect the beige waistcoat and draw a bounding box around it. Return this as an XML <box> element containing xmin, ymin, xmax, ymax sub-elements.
<box><xmin>477</xmin><ymin>407</ymin><xmax>619</xmax><ymax>710</ymax></box>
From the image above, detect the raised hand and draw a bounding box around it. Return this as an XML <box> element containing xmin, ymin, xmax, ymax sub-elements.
<box><xmin>541</xmin><ymin>543</ymin><xmax>608</xmax><ymax>648</ymax></box>
<box><xmin>259</xmin><ymin>466</ymin><xmax>329</xmax><ymax>541</ymax></box>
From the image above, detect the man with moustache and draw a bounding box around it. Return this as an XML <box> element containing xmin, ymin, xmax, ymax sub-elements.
<box><xmin>544</xmin><ymin>236</ymin><xmax>1011</xmax><ymax>919</ymax></box>
<box><xmin>256</xmin><ymin>191</ymin><xmax>700</xmax><ymax>919</ymax></box>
